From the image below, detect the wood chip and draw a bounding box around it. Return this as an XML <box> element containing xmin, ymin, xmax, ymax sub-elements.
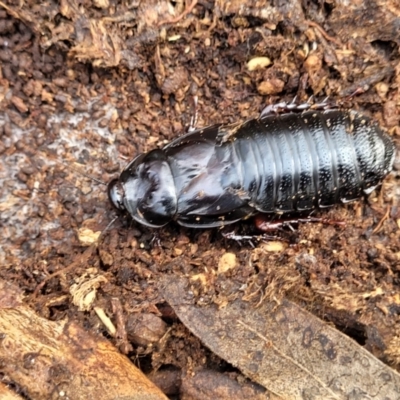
<box><xmin>0</xmin><ymin>280</ymin><xmax>168</xmax><ymax>399</ymax></box>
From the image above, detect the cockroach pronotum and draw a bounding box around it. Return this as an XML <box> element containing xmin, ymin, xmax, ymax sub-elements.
<box><xmin>108</xmin><ymin>100</ymin><xmax>395</xmax><ymax>231</ymax></box>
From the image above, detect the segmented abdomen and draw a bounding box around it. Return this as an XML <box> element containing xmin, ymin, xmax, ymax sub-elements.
<box><xmin>230</xmin><ymin>110</ymin><xmax>395</xmax><ymax>213</ymax></box>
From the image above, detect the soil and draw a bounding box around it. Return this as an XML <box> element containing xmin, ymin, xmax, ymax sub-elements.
<box><xmin>0</xmin><ymin>0</ymin><xmax>400</xmax><ymax>398</ymax></box>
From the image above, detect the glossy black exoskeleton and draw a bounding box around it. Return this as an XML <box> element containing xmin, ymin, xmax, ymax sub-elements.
<box><xmin>108</xmin><ymin>104</ymin><xmax>395</xmax><ymax>229</ymax></box>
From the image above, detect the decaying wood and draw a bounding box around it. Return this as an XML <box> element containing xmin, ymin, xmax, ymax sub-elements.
<box><xmin>0</xmin><ymin>280</ymin><xmax>167</xmax><ymax>400</ymax></box>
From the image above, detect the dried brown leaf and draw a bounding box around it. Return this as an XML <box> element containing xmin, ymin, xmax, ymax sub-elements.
<box><xmin>161</xmin><ymin>276</ymin><xmax>400</xmax><ymax>400</ymax></box>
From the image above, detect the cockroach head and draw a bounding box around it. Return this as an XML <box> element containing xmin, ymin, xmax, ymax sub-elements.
<box><xmin>108</xmin><ymin>178</ymin><xmax>125</xmax><ymax>210</ymax></box>
<box><xmin>106</xmin><ymin>149</ymin><xmax>178</xmax><ymax>228</ymax></box>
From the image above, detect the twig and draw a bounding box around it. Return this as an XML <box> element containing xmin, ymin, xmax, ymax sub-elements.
<box><xmin>306</xmin><ymin>20</ymin><xmax>341</xmax><ymax>46</ymax></box>
<box><xmin>32</xmin><ymin>246</ymin><xmax>95</xmax><ymax>298</ymax></box>
<box><xmin>111</xmin><ymin>298</ymin><xmax>133</xmax><ymax>354</ymax></box>
<box><xmin>157</xmin><ymin>0</ymin><xmax>198</xmax><ymax>26</ymax></box>
<box><xmin>339</xmin><ymin>65</ymin><xmax>395</xmax><ymax>97</ymax></box>
<box><xmin>372</xmin><ymin>205</ymin><xmax>391</xmax><ymax>234</ymax></box>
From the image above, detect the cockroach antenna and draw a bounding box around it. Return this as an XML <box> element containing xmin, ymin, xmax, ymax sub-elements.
<box><xmin>64</xmin><ymin>163</ymin><xmax>121</xmax><ymax>236</ymax></box>
<box><xmin>100</xmin><ymin>216</ymin><xmax>119</xmax><ymax>236</ymax></box>
<box><xmin>89</xmin><ymin>215</ymin><xmax>120</xmax><ymax>246</ymax></box>
<box><xmin>67</xmin><ymin>164</ymin><xmax>107</xmax><ymax>186</ymax></box>
<box><xmin>36</xmin><ymin>151</ymin><xmax>109</xmax><ymax>186</ymax></box>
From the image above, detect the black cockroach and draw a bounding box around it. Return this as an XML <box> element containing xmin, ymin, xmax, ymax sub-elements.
<box><xmin>108</xmin><ymin>101</ymin><xmax>395</xmax><ymax>230</ymax></box>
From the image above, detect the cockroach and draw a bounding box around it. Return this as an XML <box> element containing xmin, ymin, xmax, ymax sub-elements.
<box><xmin>108</xmin><ymin>101</ymin><xmax>395</xmax><ymax>230</ymax></box>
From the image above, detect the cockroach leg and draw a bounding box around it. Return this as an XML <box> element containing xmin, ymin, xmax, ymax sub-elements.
<box><xmin>150</xmin><ymin>230</ymin><xmax>162</xmax><ymax>248</ymax></box>
<box><xmin>260</xmin><ymin>96</ymin><xmax>336</xmax><ymax>118</ymax></box>
<box><xmin>188</xmin><ymin>95</ymin><xmax>199</xmax><ymax>132</ymax></box>
<box><xmin>223</xmin><ymin>232</ymin><xmax>256</xmax><ymax>248</ymax></box>
<box><xmin>254</xmin><ymin>214</ymin><xmax>346</xmax><ymax>232</ymax></box>
<box><xmin>222</xmin><ymin>230</ymin><xmax>287</xmax><ymax>247</ymax></box>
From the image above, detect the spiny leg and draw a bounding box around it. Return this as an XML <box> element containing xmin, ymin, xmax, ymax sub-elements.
<box><xmin>221</xmin><ymin>230</ymin><xmax>286</xmax><ymax>247</ymax></box>
<box><xmin>188</xmin><ymin>95</ymin><xmax>199</xmax><ymax>132</ymax></box>
<box><xmin>254</xmin><ymin>213</ymin><xmax>346</xmax><ymax>232</ymax></box>
<box><xmin>260</xmin><ymin>96</ymin><xmax>336</xmax><ymax>118</ymax></box>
